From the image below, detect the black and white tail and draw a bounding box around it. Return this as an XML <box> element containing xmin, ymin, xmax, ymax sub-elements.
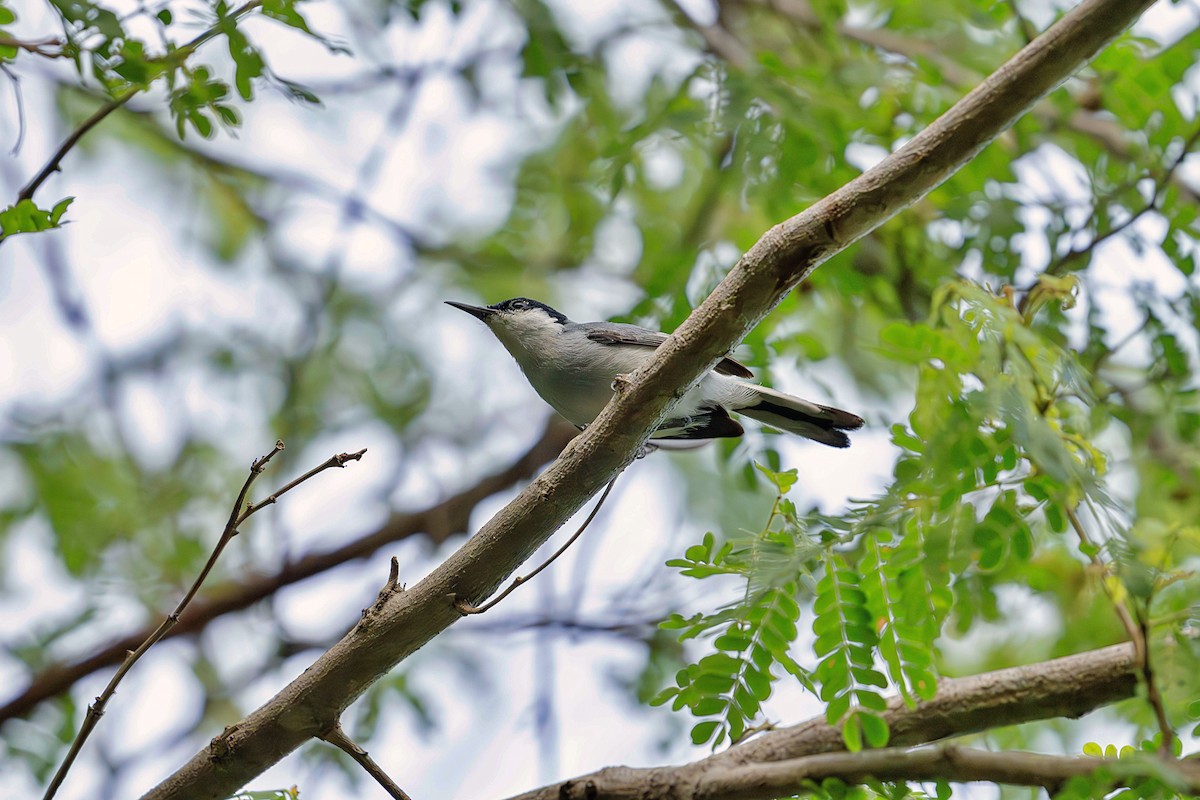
<box><xmin>737</xmin><ymin>385</ymin><xmax>864</xmax><ymax>448</ymax></box>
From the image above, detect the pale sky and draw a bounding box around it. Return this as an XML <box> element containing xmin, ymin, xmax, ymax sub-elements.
<box><xmin>0</xmin><ymin>0</ymin><xmax>1196</xmax><ymax>798</ymax></box>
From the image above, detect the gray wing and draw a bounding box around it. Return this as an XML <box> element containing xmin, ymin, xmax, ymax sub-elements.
<box><xmin>581</xmin><ymin>322</ymin><xmax>754</xmax><ymax>379</ymax></box>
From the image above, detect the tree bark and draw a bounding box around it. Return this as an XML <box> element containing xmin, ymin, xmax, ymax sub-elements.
<box><xmin>508</xmin><ymin>644</ymin><xmax>1139</xmax><ymax>799</ymax></box>
<box><xmin>532</xmin><ymin>745</ymin><xmax>1200</xmax><ymax>800</ymax></box>
<box><xmin>140</xmin><ymin>1</ymin><xmax>1157</xmax><ymax>797</ymax></box>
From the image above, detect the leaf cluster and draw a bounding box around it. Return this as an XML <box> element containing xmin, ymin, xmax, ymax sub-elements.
<box><xmin>656</xmin><ymin>279</ymin><xmax>1200</xmax><ymax>776</ymax></box>
<box><xmin>651</xmin><ymin>467</ymin><xmax>821</xmax><ymax>747</ymax></box>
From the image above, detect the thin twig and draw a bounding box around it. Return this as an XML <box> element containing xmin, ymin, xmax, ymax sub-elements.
<box><xmin>239</xmin><ymin>448</ymin><xmax>367</xmax><ymax>521</ymax></box>
<box><xmin>15</xmin><ymin>89</ymin><xmax>136</xmax><ymax>204</ymax></box>
<box><xmin>1018</xmin><ymin>122</ymin><xmax>1200</xmax><ymax>310</ymax></box>
<box><xmin>1</xmin><ymin>63</ymin><xmax>25</xmax><ymax>155</ymax></box>
<box><xmin>0</xmin><ymin>423</ymin><xmax>572</xmax><ymax>725</ymax></box>
<box><xmin>320</xmin><ymin>723</ymin><xmax>415</xmax><ymax>800</ymax></box>
<box><xmin>40</xmin><ymin>440</ymin><xmax>281</xmax><ymax>800</ymax></box>
<box><xmin>0</xmin><ymin>34</ymin><xmax>67</xmax><ymax>58</ymax></box>
<box><xmin>1064</xmin><ymin>505</ymin><xmax>1173</xmax><ymax>755</ymax></box>
<box><xmin>662</xmin><ymin>0</ymin><xmax>751</xmax><ymax>69</ymax></box>
<box><xmin>454</xmin><ymin>477</ymin><xmax>619</xmax><ymax>615</ymax></box>
<box><xmin>41</xmin><ymin>440</ymin><xmax>366</xmax><ymax>800</ymax></box>
<box><xmin>1126</xmin><ymin>523</ymin><xmax>1181</xmax><ymax>756</ymax></box>
<box><xmin>1004</xmin><ymin>0</ymin><xmax>1036</xmax><ymax>45</ymax></box>
<box><xmin>1136</xmin><ymin>612</ymin><xmax>1175</xmax><ymax>755</ymax></box>
<box><xmin>11</xmin><ymin>0</ymin><xmax>263</xmax><ymax>209</ymax></box>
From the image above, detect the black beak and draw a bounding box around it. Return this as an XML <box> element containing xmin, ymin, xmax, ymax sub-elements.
<box><xmin>445</xmin><ymin>301</ymin><xmax>496</xmax><ymax>321</ymax></box>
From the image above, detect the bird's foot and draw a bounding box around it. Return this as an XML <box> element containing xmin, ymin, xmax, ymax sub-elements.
<box><xmin>611</xmin><ymin>373</ymin><xmax>634</xmax><ymax>393</ymax></box>
<box><xmin>636</xmin><ymin>442</ymin><xmax>659</xmax><ymax>459</ymax></box>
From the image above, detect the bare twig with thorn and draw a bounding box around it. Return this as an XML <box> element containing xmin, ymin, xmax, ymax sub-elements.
<box><xmin>41</xmin><ymin>441</ymin><xmax>366</xmax><ymax>800</ymax></box>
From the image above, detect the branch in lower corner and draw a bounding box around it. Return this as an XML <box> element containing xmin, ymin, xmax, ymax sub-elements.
<box><xmin>39</xmin><ymin>441</ymin><xmax>367</xmax><ymax>800</ymax></box>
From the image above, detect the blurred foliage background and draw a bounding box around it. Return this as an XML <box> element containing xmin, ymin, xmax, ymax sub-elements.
<box><xmin>1</xmin><ymin>0</ymin><xmax>1199</xmax><ymax>797</ymax></box>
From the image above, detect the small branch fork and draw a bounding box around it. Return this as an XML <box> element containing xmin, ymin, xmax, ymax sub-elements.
<box><xmin>319</xmin><ymin>723</ymin><xmax>414</xmax><ymax>800</ymax></box>
<box><xmin>41</xmin><ymin>440</ymin><xmax>367</xmax><ymax>800</ymax></box>
<box><xmin>453</xmin><ymin>477</ymin><xmax>619</xmax><ymax>615</ymax></box>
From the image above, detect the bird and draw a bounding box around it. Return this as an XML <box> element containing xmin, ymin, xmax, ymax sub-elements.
<box><xmin>446</xmin><ymin>297</ymin><xmax>863</xmax><ymax>447</ymax></box>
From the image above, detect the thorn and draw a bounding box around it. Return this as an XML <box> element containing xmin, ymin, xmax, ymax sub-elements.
<box><xmin>386</xmin><ymin>556</ymin><xmax>399</xmax><ymax>590</ymax></box>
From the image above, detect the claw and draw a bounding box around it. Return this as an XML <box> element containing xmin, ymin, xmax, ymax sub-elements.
<box><xmin>636</xmin><ymin>443</ymin><xmax>659</xmax><ymax>459</ymax></box>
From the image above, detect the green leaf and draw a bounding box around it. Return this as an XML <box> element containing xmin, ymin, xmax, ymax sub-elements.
<box><xmin>733</xmin><ymin>684</ymin><xmax>759</xmax><ymax>718</ymax></box>
<box><xmin>0</xmin><ymin>197</ymin><xmax>74</xmax><ymax>237</ymax></box>
<box><xmin>860</xmin><ymin>712</ymin><xmax>890</xmax><ymax>748</ymax></box>
<box><xmin>1044</xmin><ymin>502</ymin><xmax>1067</xmax><ymax>533</ymax></box>
<box><xmin>855</xmin><ymin>691</ymin><xmax>887</xmax><ymax>712</ymax></box>
<box><xmin>49</xmin><ymin>197</ymin><xmax>74</xmax><ymax>225</ymax></box>
<box><xmin>691</xmin><ymin>697</ymin><xmax>726</xmax><ymax>717</ymax></box>
<box><xmin>262</xmin><ymin>0</ymin><xmax>315</xmax><ymax>34</ymax></box>
<box><xmin>744</xmin><ymin>666</ymin><xmax>772</xmax><ymax>701</ymax></box>
<box><xmin>850</xmin><ymin>667</ymin><xmax>887</xmax><ymax>688</ymax></box>
<box><xmin>826</xmin><ymin>692</ymin><xmax>851</xmax><ymax>725</ymax></box>
<box><xmin>191</xmin><ymin>110</ymin><xmax>214</xmax><ymax>138</ymax></box>
<box><xmin>755</xmin><ymin>462</ymin><xmax>798</xmax><ymax>494</ymax></box>
<box><xmin>226</xmin><ymin>27</ymin><xmax>264</xmax><ymax>100</ymax></box>
<box><xmin>890</xmin><ymin>424</ymin><xmax>924</xmax><ymax>452</ymax></box>
<box><xmin>1010</xmin><ymin>520</ymin><xmax>1034</xmax><ymax>561</ymax></box>
<box><xmin>841</xmin><ymin>713</ymin><xmax>863</xmax><ymax>752</ymax></box>
<box><xmin>690</xmin><ymin>720</ymin><xmax>720</xmax><ymax>745</ymax></box>
<box><xmin>714</xmin><ymin>632</ymin><xmax>751</xmax><ymax>652</ymax></box>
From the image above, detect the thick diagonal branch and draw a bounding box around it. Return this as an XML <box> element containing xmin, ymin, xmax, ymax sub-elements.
<box><xmin>140</xmin><ymin>2</ymin><xmax>1156</xmax><ymax>797</ymax></box>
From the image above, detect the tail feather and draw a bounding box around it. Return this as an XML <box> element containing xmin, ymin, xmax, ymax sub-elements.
<box><xmin>737</xmin><ymin>385</ymin><xmax>863</xmax><ymax>448</ymax></box>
